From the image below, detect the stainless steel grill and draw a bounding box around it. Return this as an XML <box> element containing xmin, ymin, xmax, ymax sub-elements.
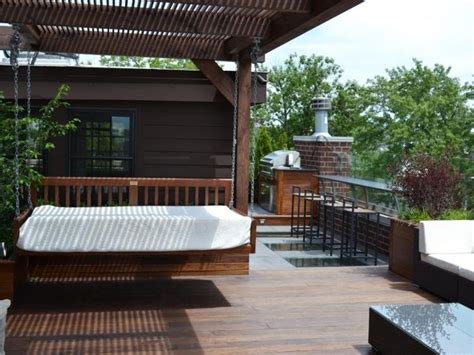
<box><xmin>260</xmin><ymin>150</ymin><xmax>301</xmax><ymax>178</ymax></box>
<box><xmin>259</xmin><ymin>150</ymin><xmax>301</xmax><ymax>213</ymax></box>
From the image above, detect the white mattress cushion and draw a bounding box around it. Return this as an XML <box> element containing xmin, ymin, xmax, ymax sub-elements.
<box><xmin>18</xmin><ymin>205</ymin><xmax>252</xmax><ymax>252</ymax></box>
<box><xmin>458</xmin><ymin>255</ymin><xmax>474</xmax><ymax>281</ymax></box>
<box><xmin>420</xmin><ymin>253</ymin><xmax>474</xmax><ymax>275</ymax></box>
<box><xmin>419</xmin><ymin>220</ymin><xmax>474</xmax><ymax>254</ymax></box>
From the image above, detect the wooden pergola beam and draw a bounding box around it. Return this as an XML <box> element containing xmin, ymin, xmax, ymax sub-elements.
<box><xmin>192</xmin><ymin>60</ymin><xmax>235</xmax><ymax>105</ymax></box>
<box><xmin>260</xmin><ymin>0</ymin><xmax>364</xmax><ymax>54</ymax></box>
<box><xmin>160</xmin><ymin>0</ymin><xmax>311</xmax><ymax>12</ymax></box>
<box><xmin>0</xmin><ymin>0</ymin><xmax>362</xmax><ymax>60</ymax></box>
<box><xmin>0</xmin><ymin>2</ymin><xmax>271</xmax><ymax>38</ymax></box>
<box><xmin>36</xmin><ymin>31</ymin><xmax>231</xmax><ymax>61</ymax></box>
<box><xmin>0</xmin><ymin>26</ymin><xmax>13</xmax><ymax>50</ymax></box>
<box><xmin>224</xmin><ymin>0</ymin><xmax>363</xmax><ymax>59</ymax></box>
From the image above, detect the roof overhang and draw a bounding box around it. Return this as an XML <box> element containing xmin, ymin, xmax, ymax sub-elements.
<box><xmin>0</xmin><ymin>0</ymin><xmax>363</xmax><ymax>61</ymax></box>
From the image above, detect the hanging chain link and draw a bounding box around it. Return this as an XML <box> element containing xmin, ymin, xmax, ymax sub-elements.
<box><xmin>26</xmin><ymin>50</ymin><xmax>33</xmax><ymax>209</ymax></box>
<box><xmin>249</xmin><ymin>38</ymin><xmax>261</xmax><ymax>215</ymax></box>
<box><xmin>10</xmin><ymin>26</ymin><xmax>22</xmax><ymax>216</ymax></box>
<box><xmin>229</xmin><ymin>59</ymin><xmax>240</xmax><ymax>208</ymax></box>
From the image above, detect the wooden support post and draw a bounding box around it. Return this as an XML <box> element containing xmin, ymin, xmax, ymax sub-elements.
<box><xmin>235</xmin><ymin>58</ymin><xmax>251</xmax><ymax>213</ymax></box>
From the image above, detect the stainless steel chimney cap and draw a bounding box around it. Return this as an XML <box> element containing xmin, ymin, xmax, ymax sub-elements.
<box><xmin>311</xmin><ymin>97</ymin><xmax>332</xmax><ymax>111</ymax></box>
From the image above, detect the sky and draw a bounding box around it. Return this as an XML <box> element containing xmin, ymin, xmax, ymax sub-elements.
<box><xmin>264</xmin><ymin>0</ymin><xmax>473</xmax><ymax>84</ymax></box>
<box><xmin>1</xmin><ymin>0</ymin><xmax>472</xmax><ymax>84</ymax></box>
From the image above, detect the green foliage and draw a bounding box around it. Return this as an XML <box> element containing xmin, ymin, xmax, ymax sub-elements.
<box><xmin>99</xmin><ymin>56</ymin><xmax>196</xmax><ymax>69</ymax></box>
<box><xmin>397</xmin><ymin>208</ymin><xmax>432</xmax><ymax>223</ymax></box>
<box><xmin>353</xmin><ymin>59</ymin><xmax>473</xmax><ymax>179</ymax></box>
<box><xmin>254</xmin><ymin>126</ymin><xmax>274</xmax><ymax>176</ymax></box>
<box><xmin>439</xmin><ymin>209</ymin><xmax>474</xmax><ymax>220</ymax></box>
<box><xmin>398</xmin><ymin>208</ymin><xmax>473</xmax><ymax>224</ymax></box>
<box><xmin>258</xmin><ymin>56</ymin><xmax>473</xmax><ymax>184</ymax></box>
<box><xmin>330</xmin><ymin>80</ymin><xmax>368</xmax><ymax>137</ymax></box>
<box><xmin>0</xmin><ymin>85</ymin><xmax>78</xmax><ymax>250</ymax></box>
<box><xmin>258</xmin><ymin>54</ymin><xmax>342</xmax><ymax>147</ymax></box>
<box><xmin>392</xmin><ymin>153</ymin><xmax>464</xmax><ymax>218</ymax></box>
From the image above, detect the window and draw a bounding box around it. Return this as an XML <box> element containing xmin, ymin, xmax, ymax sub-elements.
<box><xmin>69</xmin><ymin>110</ymin><xmax>134</xmax><ymax>177</ymax></box>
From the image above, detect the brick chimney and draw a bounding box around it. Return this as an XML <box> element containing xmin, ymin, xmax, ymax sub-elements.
<box><xmin>293</xmin><ymin>97</ymin><xmax>353</xmax><ymax>194</ymax></box>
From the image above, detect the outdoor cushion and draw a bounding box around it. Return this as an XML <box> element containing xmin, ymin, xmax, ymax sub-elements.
<box><xmin>458</xmin><ymin>256</ymin><xmax>474</xmax><ymax>281</ymax></box>
<box><xmin>18</xmin><ymin>205</ymin><xmax>252</xmax><ymax>252</ymax></box>
<box><xmin>420</xmin><ymin>253</ymin><xmax>473</xmax><ymax>275</ymax></box>
<box><xmin>419</xmin><ymin>220</ymin><xmax>474</xmax><ymax>254</ymax></box>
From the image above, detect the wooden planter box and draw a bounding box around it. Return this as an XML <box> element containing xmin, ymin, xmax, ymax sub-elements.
<box><xmin>0</xmin><ymin>258</ymin><xmax>15</xmax><ymax>300</ymax></box>
<box><xmin>389</xmin><ymin>219</ymin><xmax>419</xmax><ymax>280</ymax></box>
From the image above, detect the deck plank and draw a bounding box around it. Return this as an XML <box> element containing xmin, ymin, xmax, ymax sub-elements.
<box><xmin>5</xmin><ymin>267</ymin><xmax>437</xmax><ymax>354</ymax></box>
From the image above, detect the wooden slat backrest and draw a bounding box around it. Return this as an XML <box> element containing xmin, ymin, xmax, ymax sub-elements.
<box><xmin>144</xmin><ymin>187</ymin><xmax>149</xmax><ymax>205</ymax></box>
<box><xmin>76</xmin><ymin>187</ymin><xmax>81</xmax><ymax>207</ymax></box>
<box><xmin>195</xmin><ymin>187</ymin><xmax>199</xmax><ymax>205</ymax></box>
<box><xmin>65</xmin><ymin>186</ymin><xmax>70</xmax><ymax>207</ymax></box>
<box><xmin>164</xmin><ymin>187</ymin><xmax>169</xmax><ymax>205</ymax></box>
<box><xmin>185</xmin><ymin>187</ymin><xmax>189</xmax><ymax>205</ymax></box>
<box><xmin>37</xmin><ymin>177</ymin><xmax>232</xmax><ymax>207</ymax></box>
<box><xmin>174</xmin><ymin>187</ymin><xmax>179</xmax><ymax>206</ymax></box>
<box><xmin>97</xmin><ymin>187</ymin><xmax>102</xmax><ymax>207</ymax></box>
<box><xmin>86</xmin><ymin>187</ymin><xmax>92</xmax><ymax>207</ymax></box>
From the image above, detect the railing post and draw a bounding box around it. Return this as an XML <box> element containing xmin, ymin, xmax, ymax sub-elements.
<box><xmin>129</xmin><ymin>181</ymin><xmax>138</xmax><ymax>206</ymax></box>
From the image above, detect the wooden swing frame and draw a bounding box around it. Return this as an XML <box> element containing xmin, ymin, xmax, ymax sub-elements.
<box><xmin>10</xmin><ymin>177</ymin><xmax>256</xmax><ymax>299</ymax></box>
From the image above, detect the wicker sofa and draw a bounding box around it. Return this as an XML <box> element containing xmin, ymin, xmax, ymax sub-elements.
<box><xmin>415</xmin><ymin>220</ymin><xmax>474</xmax><ymax>309</ymax></box>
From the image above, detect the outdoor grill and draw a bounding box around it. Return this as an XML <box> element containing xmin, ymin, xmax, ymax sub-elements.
<box><xmin>259</xmin><ymin>150</ymin><xmax>301</xmax><ymax>212</ymax></box>
<box><xmin>260</xmin><ymin>150</ymin><xmax>301</xmax><ymax>178</ymax></box>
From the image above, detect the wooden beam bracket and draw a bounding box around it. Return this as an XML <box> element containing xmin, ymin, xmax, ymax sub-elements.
<box><xmin>193</xmin><ymin>59</ymin><xmax>235</xmax><ymax>105</ymax></box>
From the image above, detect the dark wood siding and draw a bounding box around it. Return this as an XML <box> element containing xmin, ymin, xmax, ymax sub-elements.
<box><xmin>44</xmin><ymin>100</ymin><xmax>232</xmax><ymax>178</ymax></box>
<box><xmin>137</xmin><ymin>101</ymin><xmax>232</xmax><ymax>178</ymax></box>
<box><xmin>0</xmin><ymin>66</ymin><xmax>264</xmax><ymax>179</ymax></box>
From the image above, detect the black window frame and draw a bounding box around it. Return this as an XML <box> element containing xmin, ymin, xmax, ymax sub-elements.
<box><xmin>67</xmin><ymin>108</ymin><xmax>135</xmax><ymax>177</ymax></box>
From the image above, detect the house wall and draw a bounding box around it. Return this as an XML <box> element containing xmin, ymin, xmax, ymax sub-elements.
<box><xmin>0</xmin><ymin>65</ymin><xmax>266</xmax><ymax>179</ymax></box>
<box><xmin>35</xmin><ymin>99</ymin><xmax>233</xmax><ymax>178</ymax></box>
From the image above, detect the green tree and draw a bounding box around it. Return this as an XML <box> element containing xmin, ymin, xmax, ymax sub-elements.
<box><xmin>99</xmin><ymin>56</ymin><xmax>196</xmax><ymax>69</ymax></box>
<box><xmin>330</xmin><ymin>80</ymin><xmax>368</xmax><ymax>137</ymax></box>
<box><xmin>0</xmin><ymin>85</ymin><xmax>78</xmax><ymax>248</ymax></box>
<box><xmin>258</xmin><ymin>55</ymin><xmax>472</xmax><ymax>188</ymax></box>
<box><xmin>353</xmin><ymin>59</ymin><xmax>473</xmax><ymax>179</ymax></box>
<box><xmin>254</xmin><ymin>126</ymin><xmax>273</xmax><ymax>176</ymax></box>
<box><xmin>259</xmin><ymin>54</ymin><xmax>343</xmax><ymax>146</ymax></box>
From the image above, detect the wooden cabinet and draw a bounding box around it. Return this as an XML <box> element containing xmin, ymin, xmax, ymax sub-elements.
<box><xmin>389</xmin><ymin>219</ymin><xmax>418</xmax><ymax>280</ymax></box>
<box><xmin>259</xmin><ymin>168</ymin><xmax>317</xmax><ymax>215</ymax></box>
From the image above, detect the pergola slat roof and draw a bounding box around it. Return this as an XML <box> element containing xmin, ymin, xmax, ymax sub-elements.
<box><xmin>0</xmin><ymin>0</ymin><xmax>362</xmax><ymax>60</ymax></box>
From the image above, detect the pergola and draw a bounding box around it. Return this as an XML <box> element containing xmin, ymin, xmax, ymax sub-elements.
<box><xmin>0</xmin><ymin>0</ymin><xmax>362</xmax><ymax>212</ymax></box>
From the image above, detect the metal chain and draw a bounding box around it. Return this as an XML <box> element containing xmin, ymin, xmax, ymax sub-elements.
<box><xmin>26</xmin><ymin>50</ymin><xmax>33</xmax><ymax>209</ymax></box>
<box><xmin>249</xmin><ymin>38</ymin><xmax>261</xmax><ymax>215</ymax></box>
<box><xmin>229</xmin><ymin>59</ymin><xmax>240</xmax><ymax>208</ymax></box>
<box><xmin>10</xmin><ymin>26</ymin><xmax>22</xmax><ymax>216</ymax></box>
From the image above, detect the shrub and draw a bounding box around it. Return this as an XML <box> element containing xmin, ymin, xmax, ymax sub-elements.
<box><xmin>439</xmin><ymin>209</ymin><xmax>474</xmax><ymax>220</ymax></box>
<box><xmin>397</xmin><ymin>208</ymin><xmax>431</xmax><ymax>223</ymax></box>
<box><xmin>398</xmin><ymin>208</ymin><xmax>472</xmax><ymax>223</ymax></box>
<box><xmin>392</xmin><ymin>153</ymin><xmax>463</xmax><ymax>218</ymax></box>
<box><xmin>0</xmin><ymin>85</ymin><xmax>78</xmax><ymax>252</ymax></box>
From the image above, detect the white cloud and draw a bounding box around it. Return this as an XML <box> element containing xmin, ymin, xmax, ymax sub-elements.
<box><xmin>266</xmin><ymin>0</ymin><xmax>474</xmax><ymax>83</ymax></box>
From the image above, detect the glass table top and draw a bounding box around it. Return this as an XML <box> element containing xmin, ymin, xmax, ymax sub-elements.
<box><xmin>371</xmin><ymin>303</ymin><xmax>474</xmax><ymax>354</ymax></box>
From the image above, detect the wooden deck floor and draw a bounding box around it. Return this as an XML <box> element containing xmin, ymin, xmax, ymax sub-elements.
<box><xmin>5</xmin><ymin>267</ymin><xmax>438</xmax><ymax>354</ymax></box>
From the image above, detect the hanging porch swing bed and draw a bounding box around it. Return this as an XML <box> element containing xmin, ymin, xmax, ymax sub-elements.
<box><xmin>18</xmin><ymin>205</ymin><xmax>253</xmax><ymax>254</ymax></box>
<box><xmin>7</xmin><ymin>26</ymin><xmax>260</xmax><ymax>289</ymax></box>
